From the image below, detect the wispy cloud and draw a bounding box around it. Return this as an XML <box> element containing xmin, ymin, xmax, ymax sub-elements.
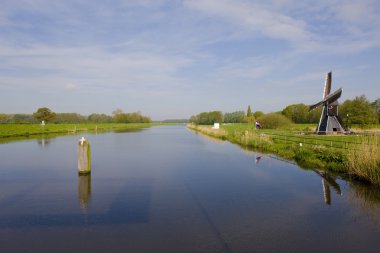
<box><xmin>183</xmin><ymin>0</ymin><xmax>380</xmax><ymax>53</ymax></box>
<box><xmin>183</xmin><ymin>0</ymin><xmax>313</xmax><ymax>46</ymax></box>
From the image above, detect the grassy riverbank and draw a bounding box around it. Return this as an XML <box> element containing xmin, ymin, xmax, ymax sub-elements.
<box><xmin>188</xmin><ymin>123</ymin><xmax>380</xmax><ymax>186</ymax></box>
<box><xmin>0</xmin><ymin>123</ymin><xmax>161</xmax><ymax>138</ymax></box>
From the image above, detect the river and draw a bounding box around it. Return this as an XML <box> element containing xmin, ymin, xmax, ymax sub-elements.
<box><xmin>0</xmin><ymin>125</ymin><xmax>379</xmax><ymax>252</ymax></box>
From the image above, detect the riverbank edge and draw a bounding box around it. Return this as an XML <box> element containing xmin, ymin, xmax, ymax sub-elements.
<box><xmin>187</xmin><ymin>124</ymin><xmax>380</xmax><ymax>186</ymax></box>
<box><xmin>0</xmin><ymin>123</ymin><xmax>165</xmax><ymax>139</ymax></box>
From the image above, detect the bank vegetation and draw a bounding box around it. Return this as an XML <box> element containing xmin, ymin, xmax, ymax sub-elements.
<box><xmin>188</xmin><ymin>123</ymin><xmax>380</xmax><ymax>186</ymax></box>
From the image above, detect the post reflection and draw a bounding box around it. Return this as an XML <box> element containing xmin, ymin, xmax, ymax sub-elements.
<box><xmin>78</xmin><ymin>174</ymin><xmax>91</xmax><ymax>213</ymax></box>
<box><xmin>37</xmin><ymin>138</ymin><xmax>52</xmax><ymax>148</ymax></box>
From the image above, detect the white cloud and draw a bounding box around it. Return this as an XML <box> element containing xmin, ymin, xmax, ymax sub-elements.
<box><xmin>64</xmin><ymin>83</ymin><xmax>78</xmax><ymax>91</ymax></box>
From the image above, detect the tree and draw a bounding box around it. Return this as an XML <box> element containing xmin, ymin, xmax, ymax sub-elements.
<box><xmin>340</xmin><ymin>95</ymin><xmax>378</xmax><ymax>125</ymax></box>
<box><xmin>247</xmin><ymin>105</ymin><xmax>252</xmax><ymax>117</ymax></box>
<box><xmin>112</xmin><ymin>109</ymin><xmax>125</xmax><ymax>123</ymax></box>
<box><xmin>224</xmin><ymin>111</ymin><xmax>245</xmax><ymax>123</ymax></box>
<box><xmin>281</xmin><ymin>104</ymin><xmax>309</xmax><ymax>123</ymax></box>
<box><xmin>307</xmin><ymin>106</ymin><xmax>322</xmax><ymax>123</ymax></box>
<box><xmin>88</xmin><ymin>113</ymin><xmax>113</xmax><ymax>123</ymax></box>
<box><xmin>253</xmin><ymin>111</ymin><xmax>264</xmax><ymax>119</ymax></box>
<box><xmin>371</xmin><ymin>98</ymin><xmax>380</xmax><ymax>123</ymax></box>
<box><xmin>189</xmin><ymin>111</ymin><xmax>223</xmax><ymax>125</ymax></box>
<box><xmin>112</xmin><ymin>109</ymin><xmax>123</xmax><ymax>117</ymax></box>
<box><xmin>257</xmin><ymin>113</ymin><xmax>292</xmax><ymax>129</ymax></box>
<box><xmin>33</xmin><ymin>107</ymin><xmax>56</xmax><ymax>123</ymax></box>
<box><xmin>52</xmin><ymin>113</ymin><xmax>86</xmax><ymax>123</ymax></box>
<box><xmin>112</xmin><ymin>109</ymin><xmax>151</xmax><ymax>123</ymax></box>
<box><xmin>0</xmin><ymin>114</ymin><xmax>11</xmax><ymax>123</ymax></box>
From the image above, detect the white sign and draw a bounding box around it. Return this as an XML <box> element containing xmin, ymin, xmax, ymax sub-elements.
<box><xmin>212</xmin><ymin>123</ymin><xmax>220</xmax><ymax>129</ymax></box>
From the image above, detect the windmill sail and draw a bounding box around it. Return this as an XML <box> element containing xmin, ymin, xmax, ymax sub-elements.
<box><xmin>323</xmin><ymin>72</ymin><xmax>332</xmax><ymax>99</ymax></box>
<box><xmin>309</xmin><ymin>88</ymin><xmax>342</xmax><ymax>112</ymax></box>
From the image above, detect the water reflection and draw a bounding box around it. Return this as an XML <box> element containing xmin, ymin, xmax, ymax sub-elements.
<box><xmin>113</xmin><ymin>128</ymin><xmax>144</xmax><ymax>133</ymax></box>
<box><xmin>255</xmin><ymin>156</ymin><xmax>262</xmax><ymax>164</ymax></box>
<box><xmin>78</xmin><ymin>174</ymin><xmax>91</xmax><ymax>213</ymax></box>
<box><xmin>2</xmin><ymin>126</ymin><xmax>380</xmax><ymax>252</ymax></box>
<box><xmin>348</xmin><ymin>181</ymin><xmax>380</xmax><ymax>224</ymax></box>
<box><xmin>37</xmin><ymin>137</ymin><xmax>53</xmax><ymax>148</ymax></box>
<box><xmin>314</xmin><ymin>170</ymin><xmax>342</xmax><ymax>205</ymax></box>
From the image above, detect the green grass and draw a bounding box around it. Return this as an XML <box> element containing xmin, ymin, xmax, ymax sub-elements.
<box><xmin>188</xmin><ymin>123</ymin><xmax>380</xmax><ymax>185</ymax></box>
<box><xmin>0</xmin><ymin>123</ymin><xmax>161</xmax><ymax>139</ymax></box>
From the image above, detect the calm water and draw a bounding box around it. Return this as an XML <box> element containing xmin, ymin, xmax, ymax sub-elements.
<box><xmin>1</xmin><ymin>125</ymin><xmax>380</xmax><ymax>253</ymax></box>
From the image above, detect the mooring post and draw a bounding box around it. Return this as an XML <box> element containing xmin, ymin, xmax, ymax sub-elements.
<box><xmin>78</xmin><ymin>137</ymin><xmax>91</xmax><ymax>174</ymax></box>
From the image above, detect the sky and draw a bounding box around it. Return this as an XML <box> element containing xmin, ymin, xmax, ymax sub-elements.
<box><xmin>0</xmin><ymin>0</ymin><xmax>379</xmax><ymax>120</ymax></box>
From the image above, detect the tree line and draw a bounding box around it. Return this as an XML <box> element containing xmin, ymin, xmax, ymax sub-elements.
<box><xmin>282</xmin><ymin>95</ymin><xmax>379</xmax><ymax>125</ymax></box>
<box><xmin>189</xmin><ymin>106</ymin><xmax>263</xmax><ymax>125</ymax></box>
<box><xmin>0</xmin><ymin>107</ymin><xmax>151</xmax><ymax>124</ymax></box>
<box><xmin>190</xmin><ymin>95</ymin><xmax>380</xmax><ymax>126</ymax></box>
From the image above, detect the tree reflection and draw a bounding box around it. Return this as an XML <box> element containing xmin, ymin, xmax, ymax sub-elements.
<box><xmin>347</xmin><ymin>181</ymin><xmax>380</xmax><ymax>224</ymax></box>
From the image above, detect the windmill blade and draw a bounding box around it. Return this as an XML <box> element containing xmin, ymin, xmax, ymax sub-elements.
<box><xmin>323</xmin><ymin>72</ymin><xmax>332</xmax><ymax>99</ymax></box>
<box><xmin>309</xmin><ymin>99</ymin><xmax>324</xmax><ymax>112</ymax></box>
<box><xmin>324</xmin><ymin>88</ymin><xmax>342</xmax><ymax>104</ymax></box>
<box><xmin>309</xmin><ymin>87</ymin><xmax>342</xmax><ymax>112</ymax></box>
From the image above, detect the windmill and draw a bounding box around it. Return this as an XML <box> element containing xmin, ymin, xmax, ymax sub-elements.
<box><xmin>309</xmin><ymin>72</ymin><xmax>344</xmax><ymax>134</ymax></box>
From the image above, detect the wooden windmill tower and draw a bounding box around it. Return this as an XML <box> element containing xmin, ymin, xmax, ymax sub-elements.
<box><xmin>309</xmin><ymin>72</ymin><xmax>344</xmax><ymax>134</ymax></box>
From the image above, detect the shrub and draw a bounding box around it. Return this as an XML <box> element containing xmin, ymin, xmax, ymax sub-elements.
<box><xmin>258</xmin><ymin>113</ymin><xmax>292</xmax><ymax>129</ymax></box>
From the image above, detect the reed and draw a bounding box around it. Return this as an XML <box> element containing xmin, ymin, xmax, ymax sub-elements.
<box><xmin>347</xmin><ymin>136</ymin><xmax>380</xmax><ymax>185</ymax></box>
<box><xmin>187</xmin><ymin>124</ymin><xmax>227</xmax><ymax>139</ymax></box>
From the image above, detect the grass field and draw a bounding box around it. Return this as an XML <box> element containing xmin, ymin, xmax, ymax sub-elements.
<box><xmin>0</xmin><ymin>123</ymin><xmax>160</xmax><ymax>138</ymax></box>
<box><xmin>188</xmin><ymin>123</ymin><xmax>380</xmax><ymax>186</ymax></box>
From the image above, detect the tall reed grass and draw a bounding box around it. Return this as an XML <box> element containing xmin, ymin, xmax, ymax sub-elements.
<box><xmin>347</xmin><ymin>136</ymin><xmax>380</xmax><ymax>185</ymax></box>
<box><xmin>187</xmin><ymin>124</ymin><xmax>227</xmax><ymax>139</ymax></box>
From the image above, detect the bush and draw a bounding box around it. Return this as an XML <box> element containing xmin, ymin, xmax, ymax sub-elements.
<box><xmin>257</xmin><ymin>113</ymin><xmax>292</xmax><ymax>129</ymax></box>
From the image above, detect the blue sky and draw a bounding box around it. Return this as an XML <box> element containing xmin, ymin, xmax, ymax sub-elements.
<box><xmin>1</xmin><ymin>0</ymin><xmax>379</xmax><ymax>120</ymax></box>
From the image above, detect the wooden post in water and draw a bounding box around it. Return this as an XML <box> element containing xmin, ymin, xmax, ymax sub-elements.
<box><xmin>78</xmin><ymin>137</ymin><xmax>91</xmax><ymax>174</ymax></box>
